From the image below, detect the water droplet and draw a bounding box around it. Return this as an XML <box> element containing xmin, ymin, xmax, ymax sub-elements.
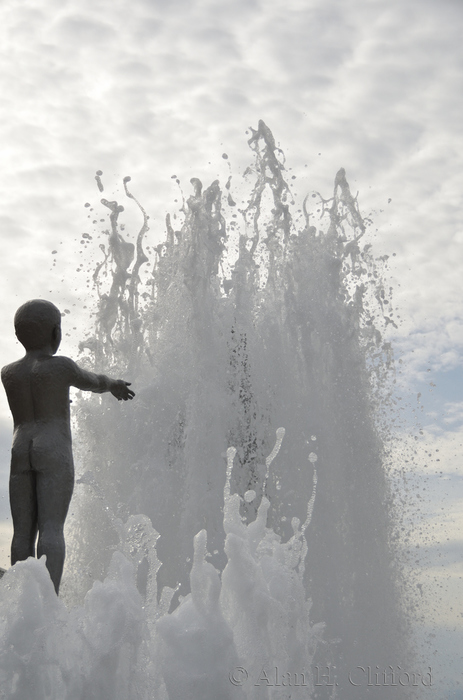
<box><xmin>244</xmin><ymin>490</ymin><xmax>256</xmax><ymax>503</ymax></box>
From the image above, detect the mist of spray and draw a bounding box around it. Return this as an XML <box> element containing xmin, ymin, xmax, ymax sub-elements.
<box><xmin>0</xmin><ymin>122</ymin><xmax>412</xmax><ymax>699</ymax></box>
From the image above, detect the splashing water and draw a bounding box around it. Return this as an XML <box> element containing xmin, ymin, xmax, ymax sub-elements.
<box><xmin>0</xmin><ymin>433</ymin><xmax>320</xmax><ymax>700</ymax></box>
<box><xmin>0</xmin><ymin>122</ymin><xmax>413</xmax><ymax>699</ymax></box>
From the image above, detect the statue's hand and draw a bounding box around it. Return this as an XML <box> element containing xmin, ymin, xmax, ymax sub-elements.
<box><xmin>111</xmin><ymin>380</ymin><xmax>135</xmax><ymax>401</ymax></box>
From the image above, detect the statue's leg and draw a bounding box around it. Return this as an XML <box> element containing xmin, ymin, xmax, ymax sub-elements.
<box><xmin>10</xmin><ymin>469</ymin><xmax>38</xmax><ymax>563</ymax></box>
<box><xmin>35</xmin><ymin>460</ymin><xmax>74</xmax><ymax>594</ymax></box>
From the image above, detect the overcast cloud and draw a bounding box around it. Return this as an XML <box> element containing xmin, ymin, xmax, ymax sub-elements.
<box><xmin>0</xmin><ymin>0</ymin><xmax>462</xmax><ymax>692</ymax></box>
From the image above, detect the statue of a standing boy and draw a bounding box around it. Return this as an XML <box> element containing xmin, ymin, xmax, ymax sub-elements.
<box><xmin>1</xmin><ymin>299</ymin><xmax>135</xmax><ymax>594</ymax></box>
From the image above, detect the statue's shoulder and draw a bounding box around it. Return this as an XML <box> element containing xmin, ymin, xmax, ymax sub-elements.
<box><xmin>48</xmin><ymin>355</ymin><xmax>78</xmax><ymax>373</ymax></box>
<box><xmin>49</xmin><ymin>355</ymin><xmax>85</xmax><ymax>382</ymax></box>
<box><xmin>1</xmin><ymin>358</ymin><xmax>24</xmax><ymax>382</ymax></box>
<box><xmin>52</xmin><ymin>355</ymin><xmax>74</xmax><ymax>365</ymax></box>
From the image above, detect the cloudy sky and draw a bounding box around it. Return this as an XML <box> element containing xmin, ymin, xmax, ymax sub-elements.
<box><xmin>0</xmin><ymin>0</ymin><xmax>462</xmax><ymax>693</ymax></box>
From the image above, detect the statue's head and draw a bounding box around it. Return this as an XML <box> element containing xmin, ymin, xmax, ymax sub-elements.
<box><xmin>14</xmin><ymin>300</ymin><xmax>62</xmax><ymax>353</ymax></box>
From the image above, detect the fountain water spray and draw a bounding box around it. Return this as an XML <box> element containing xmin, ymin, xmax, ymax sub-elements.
<box><xmin>0</xmin><ymin>122</ymin><xmax>413</xmax><ymax>699</ymax></box>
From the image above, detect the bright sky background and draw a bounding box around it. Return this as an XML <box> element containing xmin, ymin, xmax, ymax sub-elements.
<box><xmin>0</xmin><ymin>0</ymin><xmax>462</xmax><ymax>695</ymax></box>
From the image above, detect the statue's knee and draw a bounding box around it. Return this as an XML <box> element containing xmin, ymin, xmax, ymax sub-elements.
<box><xmin>12</xmin><ymin>534</ymin><xmax>34</xmax><ymax>560</ymax></box>
<box><xmin>38</xmin><ymin>525</ymin><xmax>65</xmax><ymax>552</ymax></box>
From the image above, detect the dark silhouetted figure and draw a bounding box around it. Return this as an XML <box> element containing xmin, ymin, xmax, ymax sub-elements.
<box><xmin>1</xmin><ymin>299</ymin><xmax>134</xmax><ymax>593</ymax></box>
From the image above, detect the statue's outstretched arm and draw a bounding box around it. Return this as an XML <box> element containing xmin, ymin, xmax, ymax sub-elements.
<box><xmin>62</xmin><ymin>357</ymin><xmax>135</xmax><ymax>401</ymax></box>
